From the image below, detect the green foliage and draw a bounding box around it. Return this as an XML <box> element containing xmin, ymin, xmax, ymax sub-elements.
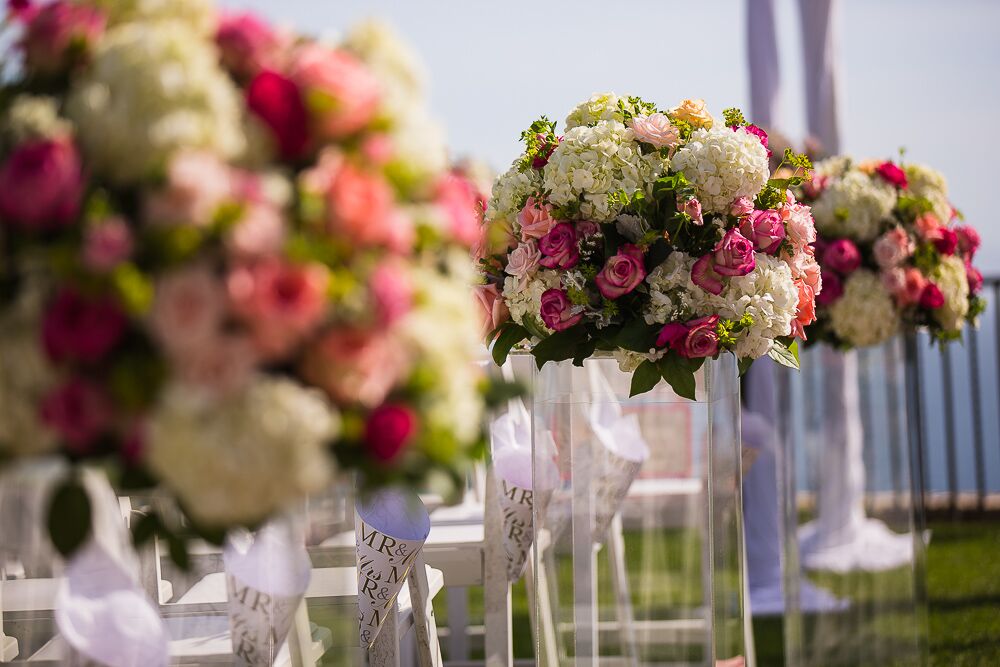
<box><xmin>616</xmin><ymin>96</ymin><xmax>658</xmax><ymax>124</ymax></box>
<box><xmin>517</xmin><ymin>116</ymin><xmax>558</xmax><ymax>171</ymax></box>
<box><xmin>657</xmin><ymin>354</ymin><xmax>698</xmax><ymax>400</ymax></box>
<box><xmin>767</xmin><ymin>341</ymin><xmax>800</xmax><ymax>369</ymax></box>
<box><xmin>531</xmin><ymin>326</ymin><xmax>587</xmax><ymax>369</ymax></box>
<box><xmin>491</xmin><ymin>322</ymin><xmax>529</xmax><ymax>366</ymax></box>
<box><xmin>722</xmin><ymin>107</ymin><xmax>746</xmax><ymax>128</ymax></box>
<box><xmin>47</xmin><ymin>477</ymin><xmax>92</xmax><ymax>558</ymax></box>
<box><xmin>609</xmin><ymin>318</ymin><xmax>658</xmax><ymax>352</ymax></box>
<box><xmin>629</xmin><ymin>360</ymin><xmax>661</xmax><ymax>396</ymax></box>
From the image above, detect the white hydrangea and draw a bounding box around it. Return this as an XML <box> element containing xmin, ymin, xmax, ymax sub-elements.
<box><xmin>344</xmin><ymin>19</ymin><xmax>426</xmax><ymax>113</ymax></box>
<box><xmin>810</xmin><ymin>162</ymin><xmax>896</xmax><ymax>241</ymax></box>
<box><xmin>2</xmin><ymin>96</ymin><xmax>71</xmax><ymax>147</ymax></box>
<box><xmin>645</xmin><ymin>252</ymin><xmax>699</xmax><ymax>324</ymax></box>
<box><xmin>543</xmin><ymin>120</ymin><xmax>665</xmax><ymax>222</ymax></box>
<box><xmin>613</xmin><ymin>349</ymin><xmax>648</xmax><ymax>373</ymax></box>
<box><xmin>828</xmin><ymin>270</ymin><xmax>900</xmax><ymax>348</ymax></box>
<box><xmin>92</xmin><ymin>0</ymin><xmax>215</xmax><ymax>33</ymax></box>
<box><xmin>932</xmin><ymin>255</ymin><xmax>970</xmax><ymax>333</ymax></box>
<box><xmin>906</xmin><ymin>163</ymin><xmax>952</xmax><ymax>224</ymax></box>
<box><xmin>670</xmin><ymin>126</ymin><xmax>770</xmax><ymax>215</ymax></box>
<box><xmin>386</xmin><ymin>111</ymin><xmax>449</xmax><ymax>191</ymax></box>
<box><xmin>712</xmin><ymin>255</ymin><xmax>799</xmax><ymax>359</ymax></box>
<box><xmin>67</xmin><ymin>21</ymin><xmax>245</xmax><ymax>184</ymax></box>
<box><xmin>486</xmin><ymin>164</ymin><xmax>541</xmax><ymax>228</ymax></box>
<box><xmin>502</xmin><ymin>270</ymin><xmax>562</xmax><ymax>331</ymax></box>
<box><xmin>147</xmin><ymin>376</ymin><xmax>338</xmax><ymax>527</ymax></box>
<box><xmin>565</xmin><ymin>92</ymin><xmax>623</xmax><ymax>130</ymax></box>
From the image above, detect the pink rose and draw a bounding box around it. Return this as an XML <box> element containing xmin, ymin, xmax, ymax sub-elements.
<box><xmin>8</xmin><ymin>0</ymin><xmax>34</xmax><ymax>21</ymax></box>
<box><xmin>729</xmin><ymin>197</ymin><xmax>754</xmax><ymax>218</ymax></box>
<box><xmin>365</xmin><ymin>403</ymin><xmax>418</xmax><ymax>464</ymax></box>
<box><xmin>150</xmin><ymin>265</ymin><xmax>226</xmax><ymax>354</ymax></box>
<box><xmin>875</xmin><ymin>161</ymin><xmax>908</xmax><ymax>189</ymax></box>
<box><xmin>145</xmin><ymin>151</ymin><xmax>233</xmax><ymax>228</ymax></box>
<box><xmin>656</xmin><ymin>322</ymin><xmax>688</xmax><ymax>349</ymax></box>
<box><xmin>538</xmin><ymin>223</ymin><xmax>580</xmax><ymax>270</ymax></box>
<box><xmin>226</xmin><ymin>202</ymin><xmax>286</xmax><ymax>258</ymax></box>
<box><xmin>692</xmin><ymin>254</ymin><xmax>724</xmax><ymax>295</ymax></box>
<box><xmin>712</xmin><ymin>228</ymin><xmax>756</xmax><ymax>276</ymax></box>
<box><xmin>791</xmin><ymin>280</ymin><xmax>817</xmax><ymax>339</ymax></box>
<box><xmin>897</xmin><ymin>268</ymin><xmax>927</xmax><ymax>306</ymax></box>
<box><xmin>361</xmin><ymin>134</ymin><xmax>394</xmax><ymax>165</ymax></box>
<box><xmin>881</xmin><ymin>268</ymin><xmax>906</xmax><ymax>296</ymax></box>
<box><xmin>919</xmin><ymin>282</ymin><xmax>944</xmax><ymax>309</ymax></box>
<box><xmin>656</xmin><ymin>316</ymin><xmax>720</xmax><ymax>358</ymax></box>
<box><xmin>21</xmin><ymin>0</ymin><xmax>104</xmax><ymax>75</ymax></box>
<box><xmin>914</xmin><ymin>213</ymin><xmax>941</xmax><ymax>240</ymax></box>
<box><xmin>801</xmin><ymin>174</ymin><xmax>829</xmax><ymax>200</ymax></box>
<box><xmin>215</xmin><ymin>11</ymin><xmax>284</xmax><ymax>79</ymax></box>
<box><xmin>630</xmin><ymin>113</ymin><xmax>680</xmax><ymax>149</ymax></box>
<box><xmin>320</xmin><ymin>160</ymin><xmax>413</xmax><ymax>252</ymax></box>
<box><xmin>290</xmin><ymin>44</ymin><xmax>380</xmax><ymax>139</ymax></box>
<box><xmin>246</xmin><ymin>69</ymin><xmax>310</xmax><ymax>160</ymax></box>
<box><xmin>434</xmin><ymin>172</ymin><xmax>483</xmax><ymax>247</ymax></box>
<box><xmin>967</xmin><ymin>264</ymin><xmax>984</xmax><ymax>294</ymax></box>
<box><xmin>370</xmin><ymin>261</ymin><xmax>413</xmax><ymax>327</ymax></box>
<box><xmin>83</xmin><ymin>217</ymin><xmax>133</xmax><ymax>272</ymax></box>
<box><xmin>42</xmin><ymin>288</ymin><xmax>126</xmax><ymax>364</ymax></box>
<box><xmin>681</xmin><ymin>197</ymin><xmax>704</xmax><ymax>225</ymax></box>
<box><xmin>40</xmin><ymin>378</ymin><xmax>112</xmax><ymax>453</ymax></box>
<box><xmin>822</xmin><ymin>238</ymin><xmax>861</xmax><ymax>275</ymax></box>
<box><xmin>0</xmin><ymin>138</ymin><xmax>83</xmax><ymax>231</ymax></box>
<box><xmin>780</xmin><ymin>201</ymin><xmax>817</xmax><ymax>248</ymax></box>
<box><xmin>740</xmin><ymin>209</ymin><xmax>785</xmax><ymax>254</ymax></box>
<box><xmin>530</xmin><ymin>134</ymin><xmax>558</xmax><ymax>169</ymax></box>
<box><xmin>575</xmin><ymin>220</ymin><xmax>600</xmax><ymax>238</ymax></box>
<box><xmin>518</xmin><ymin>197</ymin><xmax>557</xmax><ymax>241</ymax></box>
<box><xmin>173</xmin><ymin>334</ymin><xmax>257</xmax><ymax>397</ymax></box>
<box><xmin>228</xmin><ymin>260</ymin><xmax>329</xmax><ymax>359</ymax></box>
<box><xmin>955</xmin><ymin>226</ymin><xmax>981</xmax><ymax>260</ymax></box>
<box><xmin>539</xmin><ymin>289</ymin><xmax>582</xmax><ymax>332</ymax></box>
<box><xmin>815</xmin><ymin>271</ymin><xmax>843</xmax><ymax>306</ymax></box>
<box><xmin>931</xmin><ymin>227</ymin><xmax>958</xmax><ymax>256</ymax></box>
<box><xmin>302</xmin><ymin>328</ymin><xmax>409</xmax><ymax>407</ymax></box>
<box><xmin>873</xmin><ymin>227</ymin><xmax>915</xmax><ymax>268</ymax></box>
<box><xmin>505</xmin><ymin>241</ymin><xmax>541</xmax><ymax>279</ymax></box>
<box><xmin>738</xmin><ymin>124</ymin><xmax>771</xmax><ymax>157</ymax></box>
<box><xmin>474</xmin><ymin>283</ymin><xmax>510</xmax><ymax>337</ymax></box>
<box><xmin>595</xmin><ymin>244</ymin><xmax>646</xmax><ymax>299</ymax></box>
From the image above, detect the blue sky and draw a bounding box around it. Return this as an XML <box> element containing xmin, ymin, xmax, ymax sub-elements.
<box><xmin>222</xmin><ymin>0</ymin><xmax>1000</xmax><ymax>271</ymax></box>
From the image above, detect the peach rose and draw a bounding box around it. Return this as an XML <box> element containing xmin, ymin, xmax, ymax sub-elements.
<box><xmin>474</xmin><ymin>283</ymin><xmax>510</xmax><ymax>337</ymax></box>
<box><xmin>518</xmin><ymin>197</ymin><xmax>557</xmax><ymax>241</ymax></box>
<box><xmin>914</xmin><ymin>213</ymin><xmax>941</xmax><ymax>241</ymax></box>
<box><xmin>322</xmin><ymin>161</ymin><xmax>413</xmax><ymax>252</ymax></box>
<box><xmin>301</xmin><ymin>328</ymin><xmax>409</xmax><ymax>407</ymax></box>
<box><xmin>669</xmin><ymin>98</ymin><xmax>714</xmax><ymax>129</ymax></box>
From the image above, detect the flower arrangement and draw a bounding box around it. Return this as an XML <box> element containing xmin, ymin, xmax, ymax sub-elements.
<box><xmin>796</xmin><ymin>157</ymin><xmax>983</xmax><ymax>348</ymax></box>
<box><xmin>477</xmin><ymin>94</ymin><xmax>819</xmax><ymax>398</ymax></box>
<box><xmin>0</xmin><ymin>2</ymin><xmax>493</xmax><ymax>556</ymax></box>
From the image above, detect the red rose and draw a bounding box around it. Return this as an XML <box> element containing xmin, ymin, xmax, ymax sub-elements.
<box><xmin>875</xmin><ymin>161</ymin><xmax>908</xmax><ymax>189</ymax></box>
<box><xmin>246</xmin><ymin>70</ymin><xmax>310</xmax><ymax>160</ymax></box>
<box><xmin>967</xmin><ymin>264</ymin><xmax>984</xmax><ymax>295</ymax></box>
<box><xmin>40</xmin><ymin>378</ymin><xmax>112</xmax><ymax>453</ymax></box>
<box><xmin>919</xmin><ymin>282</ymin><xmax>945</xmax><ymax>309</ymax></box>
<box><xmin>365</xmin><ymin>403</ymin><xmax>418</xmax><ymax>463</ymax></box>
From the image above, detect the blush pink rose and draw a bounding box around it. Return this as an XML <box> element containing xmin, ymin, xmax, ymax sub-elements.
<box><xmin>631</xmin><ymin>113</ymin><xmax>680</xmax><ymax>149</ymax></box>
<box><xmin>822</xmin><ymin>238</ymin><xmax>861</xmax><ymax>274</ymax></box>
<box><xmin>323</xmin><ymin>161</ymin><xmax>413</xmax><ymax>252</ymax></box>
<box><xmin>226</xmin><ymin>203</ymin><xmax>286</xmax><ymax>258</ymax></box>
<box><xmin>361</xmin><ymin>134</ymin><xmax>394</xmax><ymax>165</ymax></box>
<box><xmin>0</xmin><ymin>138</ymin><xmax>83</xmax><ymax>231</ymax></box>
<box><xmin>434</xmin><ymin>172</ymin><xmax>483</xmax><ymax>247</ymax></box>
<box><xmin>518</xmin><ymin>197</ymin><xmax>558</xmax><ymax>241</ymax></box>
<box><xmin>246</xmin><ymin>69</ymin><xmax>310</xmax><ymax>160</ymax></box>
<box><xmin>740</xmin><ymin>209</ymin><xmax>785</xmax><ymax>254</ymax></box>
<box><xmin>365</xmin><ymin>403</ymin><xmax>418</xmax><ymax>463</ymax></box>
<box><xmin>882</xmin><ymin>267</ymin><xmax>906</xmax><ymax>296</ymax></box>
<box><xmin>914</xmin><ymin>213</ymin><xmax>941</xmax><ymax>240</ymax></box>
<box><xmin>538</xmin><ymin>223</ymin><xmax>580</xmax><ymax>270</ymax></box>
<box><xmin>228</xmin><ymin>260</ymin><xmax>329</xmax><ymax>359</ymax></box>
<box><xmin>730</xmin><ymin>197</ymin><xmax>754</xmax><ymax>218</ymax></box>
<box><xmin>21</xmin><ymin>0</ymin><xmax>105</xmax><ymax>75</ymax></box>
<box><xmin>173</xmin><ymin>333</ymin><xmax>257</xmax><ymax>397</ymax></box>
<box><xmin>83</xmin><ymin>217</ymin><xmax>133</xmax><ymax>272</ymax></box>
<box><xmin>215</xmin><ymin>11</ymin><xmax>284</xmax><ymax>79</ymax></box>
<box><xmin>40</xmin><ymin>378</ymin><xmax>112</xmax><ymax>453</ymax></box>
<box><xmin>370</xmin><ymin>261</ymin><xmax>413</xmax><ymax>327</ymax></box>
<box><xmin>955</xmin><ymin>225</ymin><xmax>980</xmax><ymax>260</ymax></box>
<box><xmin>681</xmin><ymin>197</ymin><xmax>704</xmax><ymax>225</ymax></box>
<box><xmin>875</xmin><ymin>161</ymin><xmax>908</xmax><ymax>189</ymax></box>
<box><xmin>873</xmin><ymin>227</ymin><xmax>915</xmax><ymax>268</ymax></box>
<box><xmin>919</xmin><ymin>282</ymin><xmax>944</xmax><ymax>309</ymax></box>
<box><xmin>290</xmin><ymin>44</ymin><xmax>380</xmax><ymax>139</ymax></box>
<box><xmin>692</xmin><ymin>254</ymin><xmax>725</xmax><ymax>295</ymax></box>
<box><xmin>781</xmin><ymin>201</ymin><xmax>817</xmax><ymax>248</ymax></box>
<box><xmin>302</xmin><ymin>328</ymin><xmax>409</xmax><ymax>407</ymax></box>
<box><xmin>713</xmin><ymin>228</ymin><xmax>756</xmax><ymax>276</ymax></box>
<box><xmin>42</xmin><ymin>288</ymin><xmax>126</xmax><ymax>364</ymax></box>
<box><xmin>595</xmin><ymin>244</ymin><xmax>646</xmax><ymax>299</ymax></box>
<box><xmin>474</xmin><ymin>283</ymin><xmax>509</xmax><ymax>337</ymax></box>
<box><xmin>815</xmin><ymin>271</ymin><xmax>843</xmax><ymax>306</ymax></box>
<box><xmin>145</xmin><ymin>150</ymin><xmax>233</xmax><ymax>227</ymax></box>
<box><xmin>150</xmin><ymin>265</ymin><xmax>225</xmax><ymax>354</ymax></box>
<box><xmin>505</xmin><ymin>241</ymin><xmax>541</xmax><ymax>279</ymax></box>
<box><xmin>539</xmin><ymin>288</ymin><xmax>582</xmax><ymax>332</ymax></box>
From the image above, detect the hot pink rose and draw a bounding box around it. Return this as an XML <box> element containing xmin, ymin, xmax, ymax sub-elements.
<box><xmin>539</xmin><ymin>289</ymin><xmax>582</xmax><ymax>332</ymax></box>
<box><xmin>21</xmin><ymin>0</ymin><xmax>104</xmax><ymax>75</ymax></box>
<box><xmin>150</xmin><ymin>265</ymin><xmax>225</xmax><ymax>354</ymax></box>
<box><xmin>656</xmin><ymin>322</ymin><xmax>689</xmax><ymax>350</ymax></box>
<box><xmin>740</xmin><ymin>209</ymin><xmax>785</xmax><ymax>255</ymax></box>
<box><xmin>518</xmin><ymin>197</ymin><xmax>558</xmax><ymax>241</ymax></box>
<box><xmin>538</xmin><ymin>223</ymin><xmax>579</xmax><ymax>270</ymax></box>
<box><xmin>83</xmin><ymin>217</ymin><xmax>133</xmax><ymax>272</ymax></box>
<box><xmin>434</xmin><ymin>172</ymin><xmax>483</xmax><ymax>247</ymax></box>
<box><xmin>931</xmin><ymin>227</ymin><xmax>958</xmax><ymax>256</ymax></box>
<box><xmin>729</xmin><ymin>197</ymin><xmax>754</xmax><ymax>218</ymax></box>
<box><xmin>780</xmin><ymin>201</ymin><xmax>817</xmax><ymax>248</ymax></box>
<box><xmin>226</xmin><ymin>202</ymin><xmax>286</xmax><ymax>258</ymax></box>
<box><xmin>246</xmin><ymin>69</ymin><xmax>310</xmax><ymax>160</ymax></box>
<box><xmin>228</xmin><ymin>260</ymin><xmax>329</xmax><ymax>358</ymax></box>
<box><xmin>290</xmin><ymin>44</ymin><xmax>380</xmax><ymax>139</ymax></box>
<box><xmin>145</xmin><ymin>150</ymin><xmax>233</xmax><ymax>227</ymax></box>
<box><xmin>683</xmin><ymin>315</ymin><xmax>721</xmax><ymax>358</ymax></box>
<box><xmin>873</xmin><ymin>227</ymin><xmax>915</xmax><ymax>268</ymax></box>
<box><xmin>302</xmin><ymin>328</ymin><xmax>409</xmax><ymax>407</ymax></box>
<box><xmin>370</xmin><ymin>261</ymin><xmax>413</xmax><ymax>327</ymax></box>
<box><xmin>40</xmin><ymin>378</ymin><xmax>112</xmax><ymax>453</ymax></box>
<box><xmin>42</xmin><ymin>288</ymin><xmax>126</xmax><ymax>364</ymax></box>
<box><xmin>474</xmin><ymin>283</ymin><xmax>510</xmax><ymax>338</ymax></box>
<box><xmin>0</xmin><ymin>138</ymin><xmax>83</xmax><ymax>231</ymax></box>
<box><xmin>712</xmin><ymin>228</ymin><xmax>756</xmax><ymax>276</ymax></box>
<box><xmin>505</xmin><ymin>241</ymin><xmax>541</xmax><ymax>279</ymax></box>
<box><xmin>967</xmin><ymin>264</ymin><xmax>984</xmax><ymax>294</ymax></box>
<box><xmin>875</xmin><ymin>161</ymin><xmax>908</xmax><ymax>189</ymax></box>
<box><xmin>955</xmin><ymin>226</ymin><xmax>980</xmax><ymax>260</ymax></box>
<box><xmin>738</xmin><ymin>124</ymin><xmax>771</xmax><ymax>157</ymax></box>
<box><xmin>173</xmin><ymin>333</ymin><xmax>257</xmax><ymax>397</ymax></box>
<box><xmin>322</xmin><ymin>160</ymin><xmax>413</xmax><ymax>252</ymax></box>
<box><xmin>8</xmin><ymin>0</ymin><xmax>34</xmax><ymax>20</ymax></box>
<box><xmin>919</xmin><ymin>282</ymin><xmax>944</xmax><ymax>309</ymax></box>
<box><xmin>215</xmin><ymin>11</ymin><xmax>284</xmax><ymax>79</ymax></box>
<box><xmin>822</xmin><ymin>238</ymin><xmax>861</xmax><ymax>274</ymax></box>
<box><xmin>595</xmin><ymin>244</ymin><xmax>646</xmax><ymax>299</ymax></box>
<box><xmin>631</xmin><ymin>113</ymin><xmax>680</xmax><ymax>149</ymax></box>
<box><xmin>681</xmin><ymin>197</ymin><xmax>703</xmax><ymax>225</ymax></box>
<box><xmin>365</xmin><ymin>403</ymin><xmax>418</xmax><ymax>463</ymax></box>
<box><xmin>692</xmin><ymin>254</ymin><xmax>724</xmax><ymax>295</ymax></box>
<box><xmin>815</xmin><ymin>271</ymin><xmax>843</xmax><ymax>306</ymax></box>
<box><xmin>914</xmin><ymin>213</ymin><xmax>941</xmax><ymax>240</ymax></box>
<box><xmin>897</xmin><ymin>268</ymin><xmax>927</xmax><ymax>305</ymax></box>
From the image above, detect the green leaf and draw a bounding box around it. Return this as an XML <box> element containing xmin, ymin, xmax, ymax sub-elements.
<box><xmin>738</xmin><ymin>356</ymin><xmax>754</xmax><ymax>376</ymax></box>
<box><xmin>491</xmin><ymin>322</ymin><xmax>529</xmax><ymax>367</ymax></box>
<box><xmin>768</xmin><ymin>342</ymin><xmax>800</xmax><ymax>370</ymax></box>
<box><xmin>611</xmin><ymin>318</ymin><xmax>658</xmax><ymax>353</ymax></box>
<box><xmin>657</xmin><ymin>355</ymin><xmax>697</xmax><ymax>400</ymax></box>
<box><xmin>532</xmin><ymin>326</ymin><xmax>587</xmax><ymax>369</ymax></box>
<box><xmin>572</xmin><ymin>339</ymin><xmax>598</xmax><ymax>367</ymax></box>
<box><xmin>630</xmin><ymin>360</ymin><xmax>662</xmax><ymax>397</ymax></box>
<box><xmin>47</xmin><ymin>478</ymin><xmax>92</xmax><ymax>557</ymax></box>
